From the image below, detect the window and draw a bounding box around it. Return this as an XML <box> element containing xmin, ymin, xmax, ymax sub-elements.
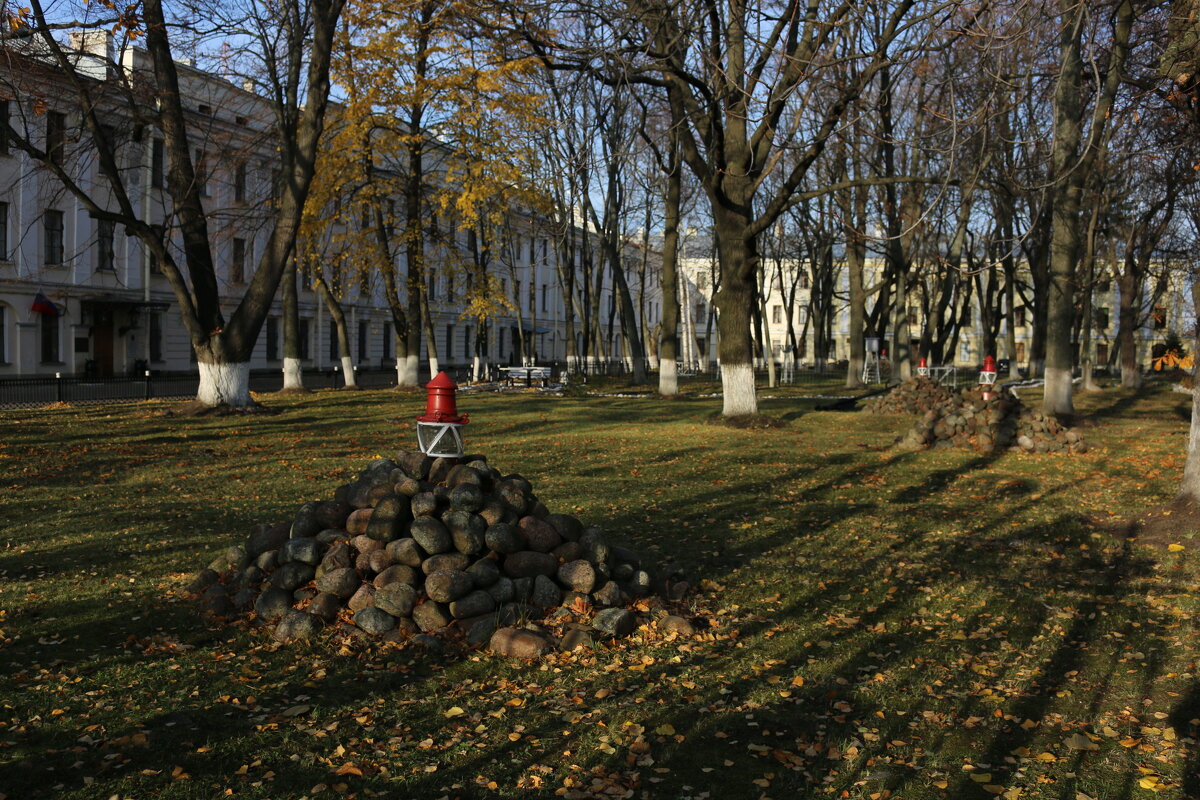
<box><xmin>1015</xmin><ymin>307</ymin><xmax>1026</xmax><ymax>326</ymax></box>
<box><xmin>772</xmin><ymin>305</ymin><xmax>783</xmax><ymax>324</ymax></box>
<box><xmin>197</xmin><ymin>104</ymin><xmax>212</xmax><ymax>116</ymax></box>
<box><xmin>961</xmin><ymin>307</ymin><xmax>971</xmax><ymax>325</ymax></box>
<box><xmin>382</xmin><ymin>321</ymin><xmax>392</xmax><ymax>361</ymax></box>
<box><xmin>298</xmin><ymin>318</ymin><xmax>310</xmax><ymax>360</ymax></box>
<box><xmin>46</xmin><ymin>111</ymin><xmax>66</xmax><ymax>166</ymax></box>
<box><xmin>1097</xmin><ymin>342</ymin><xmax>1109</xmax><ymax>364</ymax></box>
<box><xmin>95</xmin><ymin>218</ymin><xmax>114</xmax><ymax>271</ymax></box>
<box><xmin>328</xmin><ymin>319</ymin><xmax>338</xmax><ymax>361</ymax></box>
<box><xmin>149</xmin><ymin>312</ymin><xmax>163</xmax><ymax>362</ymax></box>
<box><xmin>514</xmin><ymin>280</ymin><xmax>520</xmax><ymax>303</ymax></box>
<box><xmin>230</xmin><ymin>237</ymin><xmax>246</xmax><ymax>284</ymax></box>
<box><xmin>40</xmin><ymin>312</ymin><xmax>59</xmax><ymax>363</ymax></box>
<box><xmin>447</xmin><ymin>272</ymin><xmax>455</xmax><ymax>302</ymax></box>
<box><xmin>696</xmin><ymin>273</ymin><xmax>708</xmax><ymax>291</ymax></box>
<box><xmin>234</xmin><ymin>162</ymin><xmax>247</xmax><ymax>203</ymax></box>
<box><xmin>1016</xmin><ymin>342</ymin><xmax>1026</xmax><ymax>362</ymax></box>
<box><xmin>907</xmin><ymin>306</ymin><xmax>918</xmax><ymax>325</ymax></box>
<box><xmin>358</xmin><ymin>320</ymin><xmax>368</xmax><ymax>363</ymax></box>
<box><xmin>1095</xmin><ymin>307</ymin><xmax>1109</xmax><ymax>331</ymax></box>
<box><xmin>960</xmin><ymin>341</ymin><xmax>970</xmax><ymax>361</ymax></box>
<box><xmin>694</xmin><ymin>303</ymin><xmax>706</xmax><ymax>324</ymax></box>
<box><xmin>1153</xmin><ymin>306</ymin><xmax>1167</xmax><ymax>330</ymax></box>
<box><xmin>0</xmin><ymin>201</ymin><xmax>7</xmax><ymax>260</ymax></box>
<box><xmin>0</xmin><ymin>305</ymin><xmax>6</xmax><ymax>362</ymax></box>
<box><xmin>1097</xmin><ymin>279</ymin><xmax>1111</xmax><ymax>293</ymax></box>
<box><xmin>0</xmin><ymin>100</ymin><xmax>8</xmax><ymax>155</ymax></box>
<box><xmin>541</xmin><ymin>284</ymin><xmax>548</xmax><ymax>312</ymax></box>
<box><xmin>445</xmin><ymin>324</ymin><xmax>454</xmax><ymax>360</ymax></box>
<box><xmin>43</xmin><ymin>210</ymin><xmax>64</xmax><ymax>265</ymax></box>
<box><xmin>266</xmin><ymin>317</ymin><xmax>279</xmax><ymax>361</ymax></box>
<box><xmin>799</xmin><ymin>274</ymin><xmax>810</xmax><ymax>290</ymax></box>
<box><xmin>464</xmin><ymin>326</ymin><xmax>471</xmax><ymax>359</ymax></box>
<box><xmin>151</xmin><ymin>139</ymin><xmax>165</xmax><ymax>188</ymax></box>
<box><xmin>528</xmin><ymin>280</ymin><xmax>535</xmax><ymax>312</ymax></box>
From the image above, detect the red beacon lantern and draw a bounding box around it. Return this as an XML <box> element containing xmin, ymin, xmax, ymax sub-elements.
<box><xmin>979</xmin><ymin>355</ymin><xmax>998</xmax><ymax>401</ymax></box>
<box><xmin>416</xmin><ymin>372</ymin><xmax>469</xmax><ymax>458</ymax></box>
<box><xmin>917</xmin><ymin>356</ymin><xmax>929</xmax><ymax>378</ymax></box>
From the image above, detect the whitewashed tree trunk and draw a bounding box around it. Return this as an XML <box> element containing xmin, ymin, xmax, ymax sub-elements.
<box><xmin>282</xmin><ymin>357</ymin><xmax>304</xmax><ymax>391</ymax></box>
<box><xmin>721</xmin><ymin>362</ymin><xmax>757</xmax><ymax>416</ymax></box>
<box><xmin>427</xmin><ymin>356</ymin><xmax>440</xmax><ymax>379</ymax></box>
<box><xmin>340</xmin><ymin>356</ymin><xmax>357</xmax><ymax>388</ymax></box>
<box><xmin>397</xmin><ymin>354</ymin><xmax>419</xmax><ymax>387</ymax></box>
<box><xmin>659</xmin><ymin>356</ymin><xmax>678</xmax><ymax>396</ymax></box>
<box><xmin>198</xmin><ymin>362</ymin><xmax>252</xmax><ymax>407</ymax></box>
<box><xmin>1043</xmin><ymin>367</ymin><xmax>1075</xmax><ymax>417</ymax></box>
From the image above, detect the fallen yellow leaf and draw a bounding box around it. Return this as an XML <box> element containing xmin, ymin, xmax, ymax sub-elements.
<box><xmin>1168</xmin><ymin>544</ymin><xmax>1186</xmax><ymax>552</ymax></box>
<box><xmin>444</xmin><ymin>706</ymin><xmax>465</xmax><ymax>718</ymax></box>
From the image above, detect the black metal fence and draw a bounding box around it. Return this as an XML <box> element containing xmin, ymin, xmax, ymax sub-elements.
<box><xmin>0</xmin><ymin>360</ymin><xmax>867</xmax><ymax>410</ymax></box>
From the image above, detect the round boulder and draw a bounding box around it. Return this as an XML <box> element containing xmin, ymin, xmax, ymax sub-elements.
<box><xmin>519</xmin><ymin>517</ymin><xmax>561</xmax><ymax>553</ymax></box>
<box><xmin>273</xmin><ymin>610</ymin><xmax>323</xmax><ymax>643</ymax></box>
<box><xmin>375</xmin><ymin>582</ymin><xmax>418</xmax><ymax>618</ymax></box>
<box><xmin>353</xmin><ymin>607</ymin><xmax>396</xmax><ymax>635</ymax></box>
<box><xmin>410</xmin><ymin>518</ymin><xmax>452</xmax><ymax>555</ymax></box>
<box><xmin>425</xmin><ymin>569</ymin><xmax>473</xmax><ymax>603</ymax></box>
<box><xmin>503</xmin><ymin>551</ymin><xmax>558</xmax><ymax>579</ymax></box>
<box><xmin>558</xmin><ymin>560</ymin><xmax>596</xmax><ymax>594</ymax></box>
<box><xmin>315</xmin><ymin>567</ymin><xmax>360</xmax><ymax>598</ymax></box>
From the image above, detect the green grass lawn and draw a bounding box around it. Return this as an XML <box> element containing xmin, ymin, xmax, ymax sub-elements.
<box><xmin>1</xmin><ymin>381</ymin><xmax>1198</xmax><ymax>799</ymax></box>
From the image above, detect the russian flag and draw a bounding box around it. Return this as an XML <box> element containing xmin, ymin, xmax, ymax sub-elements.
<box><xmin>31</xmin><ymin>291</ymin><xmax>60</xmax><ymax>316</ymax></box>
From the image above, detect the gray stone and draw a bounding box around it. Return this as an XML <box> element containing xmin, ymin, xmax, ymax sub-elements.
<box><xmin>346</xmin><ymin>508</ymin><xmax>374</xmax><ymax>536</ymax></box>
<box><xmin>315</xmin><ymin>500</ymin><xmax>352</xmax><ymax>529</ymax></box>
<box><xmin>255</xmin><ymin>588</ymin><xmax>294</xmax><ymax>620</ymax></box>
<box><xmin>611</xmin><ymin>546</ymin><xmax>641</xmax><ymax>567</ymax></box>
<box><xmin>410</xmin><ymin>517</ymin><xmax>452</xmax><ymax>555</ymax></box>
<box><xmin>557</xmin><ymin>560</ymin><xmax>596</xmax><ymax>593</ymax></box>
<box><xmin>592</xmin><ymin>580</ymin><xmax>622</xmax><ymax>607</ymax></box>
<box><xmin>530</xmin><ymin>574</ymin><xmax>561</xmax><ymax>608</ymax></box>
<box><xmin>545</xmin><ymin>513</ymin><xmax>583</xmax><ymax>542</ymax></box>
<box><xmin>292</xmin><ymin>586</ymin><xmax>317</xmax><ymax>603</ymax></box>
<box><xmin>395</xmin><ymin>477</ymin><xmax>423</xmax><ymax>497</ymax></box>
<box><xmin>519</xmin><ymin>517</ymin><xmax>561</xmax><ymax>553</ymax></box>
<box><xmin>187</xmin><ymin>569</ymin><xmax>221</xmax><ymax>594</ymax></box>
<box><xmin>395</xmin><ymin>450</ymin><xmax>433</xmax><ymax>481</ymax></box>
<box><xmin>412</xmin><ymin>600</ymin><xmax>451</xmax><ymax>631</ymax></box>
<box><xmin>560</xmin><ymin>628</ymin><xmax>594</xmax><ymax>651</ymax></box>
<box><xmin>485</xmin><ymin>523</ymin><xmax>523</xmax><ymax>554</ymax></box>
<box><xmin>613</xmin><ymin>563</ymin><xmax>635</xmax><ymax>581</ymax></box>
<box><xmin>449</xmin><ymin>589</ymin><xmax>495</xmax><ymax>619</ymax></box>
<box><xmin>503</xmin><ymin>550</ymin><xmax>558</xmax><ymax>579</ymax></box>
<box><xmin>254</xmin><ymin>550</ymin><xmax>279</xmax><ymax>571</ymax></box>
<box><xmin>512</xmin><ymin>577</ymin><xmax>533</xmax><ymax>603</ymax></box>
<box><xmin>592</xmin><ymin>608</ymin><xmax>636</xmax><ymax>638</ymax></box>
<box><xmin>291</xmin><ymin>501</ymin><xmax>324</xmax><ymax>539</ymax></box>
<box><xmin>367</xmin><ymin>549</ymin><xmax>393</xmax><ymax>573</ymax></box>
<box><xmin>246</xmin><ymin>522</ymin><xmax>289</xmax><ymax>557</ymax></box>
<box><xmin>375</xmin><ymin>582</ymin><xmax>418</xmax><ymax>617</ymax></box>
<box><xmin>467</xmin><ymin>557</ymin><xmax>501</xmax><ymax>588</ymax></box>
<box><xmin>449</xmin><ymin>483</ymin><xmax>484</xmax><ymax>512</ymax></box>
<box><xmin>626</xmin><ymin>569</ymin><xmax>652</xmax><ymax>597</ymax></box>
<box><xmin>201</xmin><ymin>583</ymin><xmax>227</xmax><ymax>601</ymax></box>
<box><xmin>552</xmin><ymin>541</ymin><xmax>585</xmax><ymax>563</ymax></box>
<box><xmin>502</xmin><ymin>474</ymin><xmax>532</xmax><ymax>494</ymax></box>
<box><xmin>497</xmin><ymin>482</ymin><xmax>529</xmax><ymax>515</ymax></box>
<box><xmin>271</xmin><ymin>562</ymin><xmax>315</xmax><ymax>592</ymax></box>
<box><xmin>528</xmin><ymin>500</ymin><xmax>549</xmax><ymax>519</ymax></box>
<box><xmin>316</xmin><ymin>529</ymin><xmax>345</xmax><ymax>545</ymax></box>
<box><xmin>347</xmin><ymin>583</ymin><xmax>376</xmax><ymax>612</ymax></box>
<box><xmin>366</xmin><ymin>494</ymin><xmax>412</xmax><ymax>542</ymax></box>
<box><xmin>479</xmin><ymin>501</ymin><xmax>507</xmax><ymax>526</ymax></box>
<box><xmin>411</xmin><ymin>633</ymin><xmax>444</xmax><ymax>651</ymax></box>
<box><xmin>235</xmin><ymin>565</ymin><xmax>264</xmax><ymax>589</ymax></box>
<box><xmin>446</xmin><ymin>464</ymin><xmax>484</xmax><ymax>488</ymax></box>
<box><xmin>282</xmin><ymin>537</ymin><xmax>321</xmax><ymax>566</ymax></box>
<box><xmin>315</xmin><ymin>567</ymin><xmax>360</xmax><ymax>598</ymax></box>
<box><xmin>490</xmin><ymin>627</ymin><xmax>550</xmax><ymax>659</ymax></box>
<box><xmin>231</xmin><ymin>587</ymin><xmax>258</xmax><ymax>610</ymax></box>
<box><xmin>317</xmin><ymin>543</ymin><xmax>352</xmax><ymax>577</ymax></box>
<box><xmin>273</xmin><ymin>609</ymin><xmax>324</xmax><ymax>642</ymax></box>
<box><xmin>428</xmin><ymin>457</ymin><xmax>455</xmax><ymax>485</ymax></box>
<box><xmin>465</xmin><ymin>615</ymin><xmax>498</xmax><ymax>646</ymax></box>
<box><xmin>422</xmin><ymin>552</ymin><xmax>470</xmax><ymax>575</ymax></box>
<box><xmin>386</xmin><ymin>538</ymin><xmax>425</xmax><ymax>567</ymax></box>
<box><xmin>374</xmin><ymin>564</ymin><xmax>419</xmax><ymax>588</ymax></box>
<box><xmin>353</xmin><ymin>606</ymin><xmax>396</xmax><ymax>635</ymax></box>
<box><xmin>349</xmin><ymin>478</ymin><xmax>393</xmax><ymax>509</ymax></box>
<box><xmin>308</xmin><ymin>592</ymin><xmax>343</xmax><ymax>623</ymax></box>
<box><xmin>486</xmin><ymin>576</ymin><xmax>515</xmax><ymax>605</ymax></box>
<box><xmin>351</xmin><ymin>534</ymin><xmax>382</xmax><ymax>555</ymax></box>
<box><xmin>657</xmin><ymin>615</ymin><xmax>696</xmax><ymax>636</ymax></box>
<box><xmin>411</xmin><ymin>491</ymin><xmax>439</xmax><ymax>518</ymax></box>
<box><xmin>425</xmin><ymin>569</ymin><xmax>473</xmax><ymax>603</ymax></box>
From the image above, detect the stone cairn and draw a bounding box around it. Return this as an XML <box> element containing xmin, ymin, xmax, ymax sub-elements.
<box><xmin>866</xmin><ymin>378</ymin><xmax>1089</xmax><ymax>454</ymax></box>
<box><xmin>189</xmin><ymin>451</ymin><xmax>692</xmax><ymax>658</ymax></box>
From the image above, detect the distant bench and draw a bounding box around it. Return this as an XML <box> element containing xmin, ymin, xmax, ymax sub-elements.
<box><xmin>499</xmin><ymin>366</ymin><xmax>552</xmax><ymax>387</ymax></box>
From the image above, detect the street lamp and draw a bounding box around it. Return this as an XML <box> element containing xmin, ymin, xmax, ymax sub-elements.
<box><xmin>416</xmin><ymin>371</ymin><xmax>469</xmax><ymax>458</ymax></box>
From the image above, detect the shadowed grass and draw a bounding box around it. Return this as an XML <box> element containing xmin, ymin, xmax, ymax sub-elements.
<box><xmin>0</xmin><ymin>382</ymin><xmax>1197</xmax><ymax>799</ymax></box>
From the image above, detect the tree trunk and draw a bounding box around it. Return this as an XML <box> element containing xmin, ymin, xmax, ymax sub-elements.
<box><xmin>658</xmin><ymin>135</ymin><xmax>682</xmax><ymax>397</ymax></box>
<box><xmin>712</xmin><ymin>203</ymin><xmax>759</xmax><ymax>416</ymax></box>
<box><xmin>314</xmin><ymin>275</ymin><xmax>357</xmax><ymax>388</ymax></box>
<box><xmin>1179</xmin><ymin>278</ymin><xmax>1200</xmax><ymax>500</ymax></box>
<box><xmin>282</xmin><ymin>257</ymin><xmax>305</xmax><ymax>391</ymax></box>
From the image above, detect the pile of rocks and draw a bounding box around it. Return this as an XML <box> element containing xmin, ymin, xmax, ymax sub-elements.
<box><xmin>893</xmin><ymin>385</ymin><xmax>1088</xmax><ymax>454</ymax></box>
<box><xmin>862</xmin><ymin>377</ymin><xmax>956</xmax><ymax>415</ymax></box>
<box><xmin>189</xmin><ymin>451</ymin><xmax>690</xmax><ymax>657</ymax></box>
